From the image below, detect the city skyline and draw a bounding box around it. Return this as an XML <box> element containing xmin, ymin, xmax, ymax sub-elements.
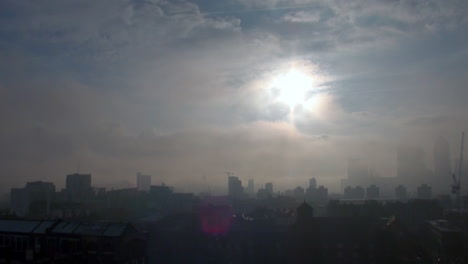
<box><xmin>2</xmin><ymin>134</ymin><xmax>466</xmax><ymax>197</ymax></box>
<box><xmin>1</xmin><ymin>1</ymin><xmax>467</xmax><ymax>262</ymax></box>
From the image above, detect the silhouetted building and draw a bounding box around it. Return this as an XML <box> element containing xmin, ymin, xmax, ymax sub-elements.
<box><xmin>354</xmin><ymin>186</ymin><xmax>365</xmax><ymax>199</ymax></box>
<box><xmin>10</xmin><ymin>181</ymin><xmax>55</xmax><ymax>218</ymax></box>
<box><xmin>265</xmin><ymin>182</ymin><xmax>273</xmax><ymax>197</ymax></box>
<box><xmin>294</xmin><ymin>186</ymin><xmax>305</xmax><ymax>201</ymax></box>
<box><xmin>257</xmin><ymin>188</ymin><xmax>267</xmax><ymax>199</ymax></box>
<box><xmin>309</xmin><ymin>178</ymin><xmax>317</xmax><ymax>189</ymax></box>
<box><xmin>417</xmin><ymin>184</ymin><xmax>432</xmax><ymax>200</ymax></box>
<box><xmin>170</xmin><ymin>193</ymin><xmax>195</xmax><ymax>212</ymax></box>
<box><xmin>366</xmin><ymin>184</ymin><xmax>380</xmax><ymax>199</ymax></box>
<box><xmin>426</xmin><ymin>220</ymin><xmax>463</xmax><ymax>262</ymax></box>
<box><xmin>247</xmin><ymin>179</ymin><xmax>254</xmax><ymax>196</ymax></box>
<box><xmin>228</xmin><ymin>176</ymin><xmax>244</xmax><ymax>199</ymax></box>
<box><xmin>395</xmin><ymin>185</ymin><xmax>407</xmax><ymax>201</ymax></box>
<box><xmin>289</xmin><ymin>214</ymin><xmax>415</xmax><ymax>264</ymax></box>
<box><xmin>296</xmin><ymin>201</ymin><xmax>313</xmax><ymax>224</ymax></box>
<box><xmin>343</xmin><ymin>186</ymin><xmax>365</xmax><ymax>199</ymax></box>
<box><xmin>136</xmin><ymin>172</ymin><xmax>151</xmax><ymax>192</ymax></box>
<box><xmin>148</xmin><ymin>184</ymin><xmax>174</xmax><ymax>211</ymax></box>
<box><xmin>306</xmin><ymin>184</ymin><xmax>328</xmax><ymax>205</ymax></box>
<box><xmin>316</xmin><ymin>186</ymin><xmax>328</xmax><ymax>204</ymax></box>
<box><xmin>107</xmin><ymin>188</ymin><xmax>141</xmax><ymax>211</ymax></box>
<box><xmin>0</xmin><ymin>220</ymin><xmax>146</xmax><ymax>263</ymax></box>
<box><xmin>343</xmin><ymin>186</ymin><xmax>353</xmax><ymax>198</ymax></box>
<box><xmin>66</xmin><ymin>173</ymin><xmax>93</xmax><ymax>203</ymax></box>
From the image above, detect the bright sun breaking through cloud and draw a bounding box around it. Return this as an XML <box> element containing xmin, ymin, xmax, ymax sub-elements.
<box><xmin>272</xmin><ymin>69</ymin><xmax>313</xmax><ymax>108</ymax></box>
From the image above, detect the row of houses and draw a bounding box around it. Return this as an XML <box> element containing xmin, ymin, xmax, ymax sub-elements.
<box><xmin>0</xmin><ymin>219</ymin><xmax>146</xmax><ymax>263</ymax></box>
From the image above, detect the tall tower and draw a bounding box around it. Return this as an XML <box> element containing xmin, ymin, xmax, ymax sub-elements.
<box><xmin>228</xmin><ymin>176</ymin><xmax>244</xmax><ymax>198</ymax></box>
<box><xmin>309</xmin><ymin>178</ymin><xmax>317</xmax><ymax>189</ymax></box>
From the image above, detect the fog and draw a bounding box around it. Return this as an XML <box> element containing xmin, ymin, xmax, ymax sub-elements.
<box><xmin>1</xmin><ymin>0</ymin><xmax>468</xmax><ymax>196</ymax></box>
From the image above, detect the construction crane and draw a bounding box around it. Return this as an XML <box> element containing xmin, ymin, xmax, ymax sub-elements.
<box><xmin>452</xmin><ymin>132</ymin><xmax>465</xmax><ymax>211</ymax></box>
<box><xmin>225</xmin><ymin>171</ymin><xmax>234</xmax><ymax>178</ymax></box>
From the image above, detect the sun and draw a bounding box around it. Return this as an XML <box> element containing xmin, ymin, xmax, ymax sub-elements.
<box><xmin>272</xmin><ymin>69</ymin><xmax>313</xmax><ymax>107</ymax></box>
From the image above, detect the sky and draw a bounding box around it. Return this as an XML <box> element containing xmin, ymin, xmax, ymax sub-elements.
<box><xmin>1</xmin><ymin>0</ymin><xmax>468</xmax><ymax>195</ymax></box>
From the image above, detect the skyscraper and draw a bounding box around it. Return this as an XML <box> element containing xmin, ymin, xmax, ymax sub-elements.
<box><xmin>309</xmin><ymin>178</ymin><xmax>317</xmax><ymax>189</ymax></box>
<box><xmin>228</xmin><ymin>176</ymin><xmax>244</xmax><ymax>199</ymax></box>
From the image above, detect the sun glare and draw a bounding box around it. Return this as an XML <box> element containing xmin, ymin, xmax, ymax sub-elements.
<box><xmin>272</xmin><ymin>69</ymin><xmax>313</xmax><ymax>107</ymax></box>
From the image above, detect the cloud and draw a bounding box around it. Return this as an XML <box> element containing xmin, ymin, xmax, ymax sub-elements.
<box><xmin>233</xmin><ymin>0</ymin><xmax>467</xmax><ymax>54</ymax></box>
<box><xmin>1</xmin><ymin>0</ymin><xmax>468</xmax><ymax>196</ymax></box>
<box><xmin>282</xmin><ymin>10</ymin><xmax>321</xmax><ymax>23</ymax></box>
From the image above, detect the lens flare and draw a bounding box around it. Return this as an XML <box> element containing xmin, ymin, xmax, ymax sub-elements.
<box><xmin>272</xmin><ymin>69</ymin><xmax>313</xmax><ymax>108</ymax></box>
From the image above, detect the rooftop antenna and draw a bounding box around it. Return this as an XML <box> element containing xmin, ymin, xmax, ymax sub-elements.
<box><xmin>452</xmin><ymin>132</ymin><xmax>465</xmax><ymax>212</ymax></box>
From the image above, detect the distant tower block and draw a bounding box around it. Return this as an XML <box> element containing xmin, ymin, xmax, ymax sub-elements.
<box><xmin>309</xmin><ymin>178</ymin><xmax>317</xmax><ymax>189</ymax></box>
<box><xmin>395</xmin><ymin>185</ymin><xmax>407</xmax><ymax>201</ymax></box>
<box><xmin>228</xmin><ymin>176</ymin><xmax>244</xmax><ymax>198</ymax></box>
<box><xmin>265</xmin><ymin>182</ymin><xmax>273</xmax><ymax>196</ymax></box>
<box><xmin>247</xmin><ymin>179</ymin><xmax>254</xmax><ymax>195</ymax></box>
<box><xmin>136</xmin><ymin>172</ymin><xmax>152</xmax><ymax>192</ymax></box>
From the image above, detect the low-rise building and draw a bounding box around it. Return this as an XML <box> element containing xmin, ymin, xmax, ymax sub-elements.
<box><xmin>0</xmin><ymin>219</ymin><xmax>146</xmax><ymax>263</ymax></box>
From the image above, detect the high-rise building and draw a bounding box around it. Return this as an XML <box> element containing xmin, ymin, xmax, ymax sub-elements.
<box><xmin>366</xmin><ymin>184</ymin><xmax>380</xmax><ymax>199</ymax></box>
<box><xmin>305</xmin><ymin>178</ymin><xmax>328</xmax><ymax>204</ymax></box>
<box><xmin>315</xmin><ymin>186</ymin><xmax>328</xmax><ymax>205</ymax></box>
<box><xmin>265</xmin><ymin>182</ymin><xmax>273</xmax><ymax>197</ymax></box>
<box><xmin>247</xmin><ymin>179</ymin><xmax>254</xmax><ymax>196</ymax></box>
<box><xmin>355</xmin><ymin>186</ymin><xmax>365</xmax><ymax>199</ymax></box>
<box><xmin>417</xmin><ymin>184</ymin><xmax>432</xmax><ymax>200</ymax></box>
<box><xmin>10</xmin><ymin>181</ymin><xmax>55</xmax><ymax>217</ymax></box>
<box><xmin>294</xmin><ymin>186</ymin><xmax>305</xmax><ymax>201</ymax></box>
<box><xmin>136</xmin><ymin>172</ymin><xmax>151</xmax><ymax>192</ymax></box>
<box><xmin>309</xmin><ymin>178</ymin><xmax>317</xmax><ymax>189</ymax></box>
<box><xmin>395</xmin><ymin>185</ymin><xmax>407</xmax><ymax>201</ymax></box>
<box><xmin>434</xmin><ymin>136</ymin><xmax>451</xmax><ymax>193</ymax></box>
<box><xmin>228</xmin><ymin>176</ymin><xmax>244</xmax><ymax>199</ymax></box>
<box><xmin>66</xmin><ymin>173</ymin><xmax>92</xmax><ymax>202</ymax></box>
